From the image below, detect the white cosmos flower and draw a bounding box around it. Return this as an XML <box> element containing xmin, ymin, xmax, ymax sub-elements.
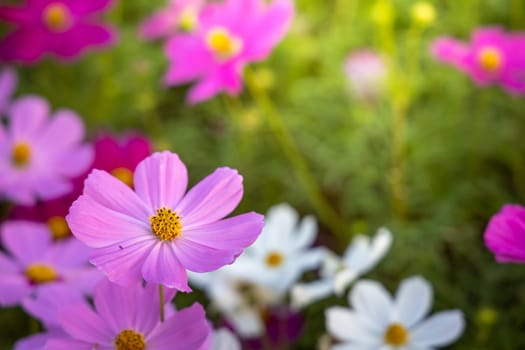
<box><xmin>292</xmin><ymin>227</ymin><xmax>392</xmax><ymax>308</ymax></box>
<box><xmin>325</xmin><ymin>276</ymin><xmax>465</xmax><ymax>350</ymax></box>
<box><xmin>229</xmin><ymin>203</ymin><xmax>325</xmax><ymax>297</ymax></box>
<box><xmin>212</xmin><ymin>328</ymin><xmax>241</xmax><ymax>350</ymax></box>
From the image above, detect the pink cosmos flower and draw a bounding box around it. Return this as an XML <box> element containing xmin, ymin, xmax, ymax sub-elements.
<box><xmin>67</xmin><ymin>151</ymin><xmax>265</xmax><ymax>291</ymax></box>
<box><xmin>0</xmin><ymin>221</ymin><xmax>102</xmax><ymax>307</ymax></box>
<box><xmin>0</xmin><ymin>96</ymin><xmax>93</xmax><ymax>205</ymax></box>
<box><xmin>0</xmin><ymin>0</ymin><xmax>116</xmax><ymax>64</ymax></box>
<box><xmin>484</xmin><ymin>204</ymin><xmax>525</xmax><ymax>263</ymax></box>
<box><xmin>164</xmin><ymin>0</ymin><xmax>294</xmax><ymax>104</ymax></box>
<box><xmin>0</xmin><ymin>66</ymin><xmax>18</xmax><ymax>115</ymax></box>
<box><xmin>139</xmin><ymin>0</ymin><xmax>205</xmax><ymax>40</ymax></box>
<box><xmin>46</xmin><ymin>279</ymin><xmax>211</xmax><ymax>349</ymax></box>
<box><xmin>344</xmin><ymin>49</ymin><xmax>387</xmax><ymax>102</ymax></box>
<box><xmin>431</xmin><ymin>27</ymin><xmax>525</xmax><ymax>94</ymax></box>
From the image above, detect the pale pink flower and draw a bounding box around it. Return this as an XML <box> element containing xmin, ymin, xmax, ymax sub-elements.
<box><xmin>344</xmin><ymin>50</ymin><xmax>388</xmax><ymax>101</ymax></box>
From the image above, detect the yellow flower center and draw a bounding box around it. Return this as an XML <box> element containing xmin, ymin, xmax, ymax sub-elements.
<box><xmin>111</xmin><ymin>167</ymin><xmax>134</xmax><ymax>187</ymax></box>
<box><xmin>206</xmin><ymin>27</ymin><xmax>243</xmax><ymax>60</ymax></box>
<box><xmin>478</xmin><ymin>46</ymin><xmax>503</xmax><ymax>73</ymax></box>
<box><xmin>47</xmin><ymin>216</ymin><xmax>71</xmax><ymax>240</ymax></box>
<box><xmin>265</xmin><ymin>251</ymin><xmax>284</xmax><ymax>268</ymax></box>
<box><xmin>43</xmin><ymin>3</ymin><xmax>72</xmax><ymax>32</ymax></box>
<box><xmin>11</xmin><ymin>142</ymin><xmax>32</xmax><ymax>168</ymax></box>
<box><xmin>384</xmin><ymin>323</ymin><xmax>409</xmax><ymax>346</ymax></box>
<box><xmin>150</xmin><ymin>207</ymin><xmax>182</xmax><ymax>241</ymax></box>
<box><xmin>114</xmin><ymin>329</ymin><xmax>146</xmax><ymax>350</ymax></box>
<box><xmin>25</xmin><ymin>263</ymin><xmax>58</xmax><ymax>284</ymax></box>
<box><xmin>178</xmin><ymin>7</ymin><xmax>197</xmax><ymax>32</ymax></box>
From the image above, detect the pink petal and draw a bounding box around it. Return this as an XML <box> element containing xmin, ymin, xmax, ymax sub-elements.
<box><xmin>430</xmin><ymin>37</ymin><xmax>469</xmax><ymax>68</ymax></box>
<box><xmin>176</xmin><ymin>167</ymin><xmax>243</xmax><ymax>228</ymax></box>
<box><xmin>46</xmin><ymin>238</ymin><xmax>91</xmax><ymax>267</ymax></box>
<box><xmin>172</xmin><ymin>238</ymin><xmax>238</xmax><ymax>272</ymax></box>
<box><xmin>141</xmin><ymin>243</ymin><xmax>191</xmax><ymax>291</ymax></box>
<box><xmin>9</xmin><ymin>95</ymin><xmax>49</xmax><ymax>139</ymax></box>
<box><xmin>140</xmin><ymin>10</ymin><xmax>178</xmax><ymax>40</ymax></box>
<box><xmin>2</xmin><ymin>221</ymin><xmax>51</xmax><ymax>265</ymax></box>
<box><xmin>0</xmin><ymin>67</ymin><xmax>17</xmax><ymax>114</ymax></box>
<box><xmin>57</xmin><ymin>302</ymin><xmax>113</xmax><ymax>344</ymax></box>
<box><xmin>37</xmin><ymin>109</ymin><xmax>85</xmax><ymax>152</ymax></box>
<box><xmin>164</xmin><ymin>35</ymin><xmax>213</xmax><ymax>85</ymax></box>
<box><xmin>53</xmin><ymin>144</ymin><xmax>94</xmax><ymax>178</ymax></box>
<box><xmin>187</xmin><ymin>74</ymin><xmax>224</xmax><ymax>104</ymax></box>
<box><xmin>44</xmin><ymin>339</ymin><xmax>94</xmax><ymax>350</ymax></box>
<box><xmin>133</xmin><ymin>151</ymin><xmax>188</xmax><ymax>210</ymax></box>
<box><xmin>0</xmin><ymin>274</ymin><xmax>31</xmax><ymax>306</ymax></box>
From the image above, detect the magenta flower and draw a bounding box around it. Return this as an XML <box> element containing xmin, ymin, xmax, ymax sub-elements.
<box><xmin>46</xmin><ymin>279</ymin><xmax>211</xmax><ymax>349</ymax></box>
<box><xmin>140</xmin><ymin>0</ymin><xmax>205</xmax><ymax>40</ymax></box>
<box><xmin>0</xmin><ymin>221</ymin><xmax>102</xmax><ymax>306</ymax></box>
<box><xmin>0</xmin><ymin>0</ymin><xmax>116</xmax><ymax>64</ymax></box>
<box><xmin>67</xmin><ymin>151</ymin><xmax>264</xmax><ymax>291</ymax></box>
<box><xmin>0</xmin><ymin>66</ymin><xmax>17</xmax><ymax>115</ymax></box>
<box><xmin>164</xmin><ymin>0</ymin><xmax>294</xmax><ymax>104</ymax></box>
<box><xmin>431</xmin><ymin>27</ymin><xmax>525</xmax><ymax>94</ymax></box>
<box><xmin>484</xmin><ymin>204</ymin><xmax>525</xmax><ymax>263</ymax></box>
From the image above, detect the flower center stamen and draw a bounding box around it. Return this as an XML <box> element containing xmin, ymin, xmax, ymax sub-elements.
<box><xmin>150</xmin><ymin>207</ymin><xmax>182</xmax><ymax>241</ymax></box>
<box><xmin>25</xmin><ymin>263</ymin><xmax>58</xmax><ymax>284</ymax></box>
<box><xmin>114</xmin><ymin>329</ymin><xmax>146</xmax><ymax>350</ymax></box>
<box><xmin>478</xmin><ymin>46</ymin><xmax>503</xmax><ymax>73</ymax></box>
<box><xmin>384</xmin><ymin>323</ymin><xmax>409</xmax><ymax>346</ymax></box>
<box><xmin>206</xmin><ymin>27</ymin><xmax>243</xmax><ymax>60</ymax></box>
<box><xmin>111</xmin><ymin>167</ymin><xmax>134</xmax><ymax>187</ymax></box>
<box><xmin>47</xmin><ymin>216</ymin><xmax>71</xmax><ymax>240</ymax></box>
<box><xmin>265</xmin><ymin>251</ymin><xmax>284</xmax><ymax>268</ymax></box>
<box><xmin>43</xmin><ymin>3</ymin><xmax>72</xmax><ymax>32</ymax></box>
<box><xmin>12</xmin><ymin>142</ymin><xmax>32</xmax><ymax>168</ymax></box>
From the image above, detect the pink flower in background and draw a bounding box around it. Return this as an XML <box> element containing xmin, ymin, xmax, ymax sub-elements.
<box><xmin>484</xmin><ymin>204</ymin><xmax>525</xmax><ymax>263</ymax></box>
<box><xmin>46</xmin><ymin>279</ymin><xmax>211</xmax><ymax>349</ymax></box>
<box><xmin>0</xmin><ymin>96</ymin><xmax>93</xmax><ymax>205</ymax></box>
<box><xmin>164</xmin><ymin>0</ymin><xmax>294</xmax><ymax>104</ymax></box>
<box><xmin>431</xmin><ymin>27</ymin><xmax>525</xmax><ymax>94</ymax></box>
<box><xmin>67</xmin><ymin>151</ymin><xmax>264</xmax><ymax>291</ymax></box>
<box><xmin>0</xmin><ymin>221</ymin><xmax>101</xmax><ymax>307</ymax></box>
<box><xmin>140</xmin><ymin>0</ymin><xmax>205</xmax><ymax>40</ymax></box>
<box><xmin>0</xmin><ymin>67</ymin><xmax>18</xmax><ymax>115</ymax></box>
<box><xmin>0</xmin><ymin>0</ymin><xmax>116</xmax><ymax>64</ymax></box>
<box><xmin>344</xmin><ymin>50</ymin><xmax>387</xmax><ymax>102</ymax></box>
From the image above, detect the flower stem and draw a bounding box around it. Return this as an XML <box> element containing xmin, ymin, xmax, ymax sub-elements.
<box><xmin>159</xmin><ymin>285</ymin><xmax>165</xmax><ymax>323</ymax></box>
<box><xmin>244</xmin><ymin>68</ymin><xmax>347</xmax><ymax>238</ymax></box>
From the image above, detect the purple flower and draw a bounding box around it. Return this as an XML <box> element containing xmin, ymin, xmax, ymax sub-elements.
<box><xmin>0</xmin><ymin>221</ymin><xmax>102</xmax><ymax>307</ymax></box>
<box><xmin>431</xmin><ymin>27</ymin><xmax>525</xmax><ymax>94</ymax></box>
<box><xmin>46</xmin><ymin>279</ymin><xmax>211</xmax><ymax>349</ymax></box>
<box><xmin>164</xmin><ymin>0</ymin><xmax>294</xmax><ymax>104</ymax></box>
<box><xmin>139</xmin><ymin>0</ymin><xmax>205</xmax><ymax>40</ymax></box>
<box><xmin>0</xmin><ymin>66</ymin><xmax>17</xmax><ymax>115</ymax></box>
<box><xmin>0</xmin><ymin>0</ymin><xmax>116</xmax><ymax>64</ymax></box>
<box><xmin>484</xmin><ymin>204</ymin><xmax>525</xmax><ymax>263</ymax></box>
<box><xmin>67</xmin><ymin>151</ymin><xmax>264</xmax><ymax>291</ymax></box>
<box><xmin>0</xmin><ymin>96</ymin><xmax>93</xmax><ymax>205</ymax></box>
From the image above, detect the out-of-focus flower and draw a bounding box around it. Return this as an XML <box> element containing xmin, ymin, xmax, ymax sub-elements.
<box><xmin>230</xmin><ymin>203</ymin><xmax>324</xmax><ymax>297</ymax></box>
<box><xmin>0</xmin><ymin>221</ymin><xmax>101</xmax><ymax>306</ymax></box>
<box><xmin>484</xmin><ymin>204</ymin><xmax>525</xmax><ymax>263</ymax></box>
<box><xmin>0</xmin><ymin>0</ymin><xmax>116</xmax><ymax>64</ymax></box>
<box><xmin>431</xmin><ymin>27</ymin><xmax>525</xmax><ymax>94</ymax></box>
<box><xmin>46</xmin><ymin>279</ymin><xmax>211</xmax><ymax>349</ymax></box>
<box><xmin>164</xmin><ymin>0</ymin><xmax>294</xmax><ymax>104</ymax></box>
<box><xmin>344</xmin><ymin>50</ymin><xmax>388</xmax><ymax>102</ymax></box>
<box><xmin>140</xmin><ymin>0</ymin><xmax>205</xmax><ymax>40</ymax></box>
<box><xmin>0</xmin><ymin>67</ymin><xmax>17</xmax><ymax>115</ymax></box>
<box><xmin>67</xmin><ymin>151</ymin><xmax>264</xmax><ymax>291</ymax></box>
<box><xmin>325</xmin><ymin>276</ymin><xmax>465</xmax><ymax>349</ymax></box>
<box><xmin>0</xmin><ymin>96</ymin><xmax>93</xmax><ymax>205</ymax></box>
<box><xmin>292</xmin><ymin>228</ymin><xmax>392</xmax><ymax>308</ymax></box>
<box><xmin>14</xmin><ymin>329</ymin><xmax>65</xmax><ymax>350</ymax></box>
<box><xmin>212</xmin><ymin>328</ymin><xmax>241</xmax><ymax>350</ymax></box>
<box><xmin>411</xmin><ymin>2</ymin><xmax>436</xmax><ymax>27</ymax></box>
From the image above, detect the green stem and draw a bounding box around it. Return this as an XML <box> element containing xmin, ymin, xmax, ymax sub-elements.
<box><xmin>244</xmin><ymin>68</ymin><xmax>347</xmax><ymax>238</ymax></box>
<box><xmin>159</xmin><ymin>285</ymin><xmax>165</xmax><ymax>323</ymax></box>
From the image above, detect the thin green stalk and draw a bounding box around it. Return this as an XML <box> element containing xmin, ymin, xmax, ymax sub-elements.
<box><xmin>159</xmin><ymin>285</ymin><xmax>165</xmax><ymax>323</ymax></box>
<box><xmin>244</xmin><ymin>68</ymin><xmax>347</xmax><ymax>238</ymax></box>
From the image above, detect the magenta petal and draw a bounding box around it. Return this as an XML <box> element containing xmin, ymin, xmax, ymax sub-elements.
<box><xmin>49</xmin><ymin>23</ymin><xmax>115</xmax><ymax>59</ymax></box>
<box><xmin>187</xmin><ymin>74</ymin><xmax>224</xmax><ymax>104</ymax></box>
<box><xmin>57</xmin><ymin>302</ymin><xmax>112</xmax><ymax>344</ymax></box>
<box><xmin>0</xmin><ymin>28</ymin><xmax>48</xmax><ymax>64</ymax></box>
<box><xmin>485</xmin><ymin>204</ymin><xmax>525</xmax><ymax>262</ymax></box>
<box><xmin>430</xmin><ymin>37</ymin><xmax>469</xmax><ymax>68</ymax></box>
<box><xmin>164</xmin><ymin>35</ymin><xmax>212</xmax><ymax>85</ymax></box>
<box><xmin>134</xmin><ymin>151</ymin><xmax>188</xmax><ymax>210</ymax></box>
<box><xmin>66</xmin><ymin>0</ymin><xmax>113</xmax><ymax>15</ymax></box>
<box><xmin>141</xmin><ymin>243</ymin><xmax>191</xmax><ymax>291</ymax></box>
<box><xmin>176</xmin><ymin>167</ymin><xmax>243</xmax><ymax>227</ymax></box>
<box><xmin>2</xmin><ymin>221</ymin><xmax>51</xmax><ymax>265</ymax></box>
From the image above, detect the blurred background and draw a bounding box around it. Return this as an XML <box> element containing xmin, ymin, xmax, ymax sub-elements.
<box><xmin>2</xmin><ymin>0</ymin><xmax>525</xmax><ymax>348</ymax></box>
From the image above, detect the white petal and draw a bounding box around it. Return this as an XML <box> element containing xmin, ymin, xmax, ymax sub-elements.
<box><xmin>325</xmin><ymin>306</ymin><xmax>381</xmax><ymax>345</ymax></box>
<box><xmin>395</xmin><ymin>276</ymin><xmax>433</xmax><ymax>327</ymax></box>
<box><xmin>291</xmin><ymin>279</ymin><xmax>334</xmax><ymax>309</ymax></box>
<box><xmin>332</xmin><ymin>343</ymin><xmax>379</xmax><ymax>350</ymax></box>
<box><xmin>410</xmin><ymin>310</ymin><xmax>465</xmax><ymax>347</ymax></box>
<box><xmin>321</xmin><ymin>251</ymin><xmax>343</xmax><ymax>277</ymax></box>
<box><xmin>295</xmin><ymin>215</ymin><xmax>317</xmax><ymax>249</ymax></box>
<box><xmin>212</xmin><ymin>328</ymin><xmax>241</xmax><ymax>350</ymax></box>
<box><xmin>227</xmin><ymin>307</ymin><xmax>264</xmax><ymax>338</ymax></box>
<box><xmin>343</xmin><ymin>235</ymin><xmax>370</xmax><ymax>270</ymax></box>
<box><xmin>334</xmin><ymin>268</ymin><xmax>359</xmax><ymax>295</ymax></box>
<box><xmin>350</xmin><ymin>280</ymin><xmax>393</xmax><ymax>331</ymax></box>
<box><xmin>364</xmin><ymin>228</ymin><xmax>393</xmax><ymax>271</ymax></box>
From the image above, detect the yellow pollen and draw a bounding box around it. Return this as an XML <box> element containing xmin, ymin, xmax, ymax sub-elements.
<box><xmin>25</xmin><ymin>263</ymin><xmax>58</xmax><ymax>284</ymax></box>
<box><xmin>111</xmin><ymin>167</ymin><xmax>134</xmax><ymax>187</ymax></box>
<box><xmin>206</xmin><ymin>27</ymin><xmax>243</xmax><ymax>60</ymax></box>
<box><xmin>265</xmin><ymin>251</ymin><xmax>284</xmax><ymax>268</ymax></box>
<box><xmin>114</xmin><ymin>329</ymin><xmax>146</xmax><ymax>350</ymax></box>
<box><xmin>150</xmin><ymin>207</ymin><xmax>182</xmax><ymax>241</ymax></box>
<box><xmin>384</xmin><ymin>323</ymin><xmax>409</xmax><ymax>346</ymax></box>
<box><xmin>178</xmin><ymin>8</ymin><xmax>197</xmax><ymax>32</ymax></box>
<box><xmin>12</xmin><ymin>142</ymin><xmax>32</xmax><ymax>168</ymax></box>
<box><xmin>47</xmin><ymin>216</ymin><xmax>71</xmax><ymax>240</ymax></box>
<box><xmin>478</xmin><ymin>47</ymin><xmax>503</xmax><ymax>73</ymax></box>
<box><xmin>43</xmin><ymin>3</ymin><xmax>72</xmax><ymax>32</ymax></box>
